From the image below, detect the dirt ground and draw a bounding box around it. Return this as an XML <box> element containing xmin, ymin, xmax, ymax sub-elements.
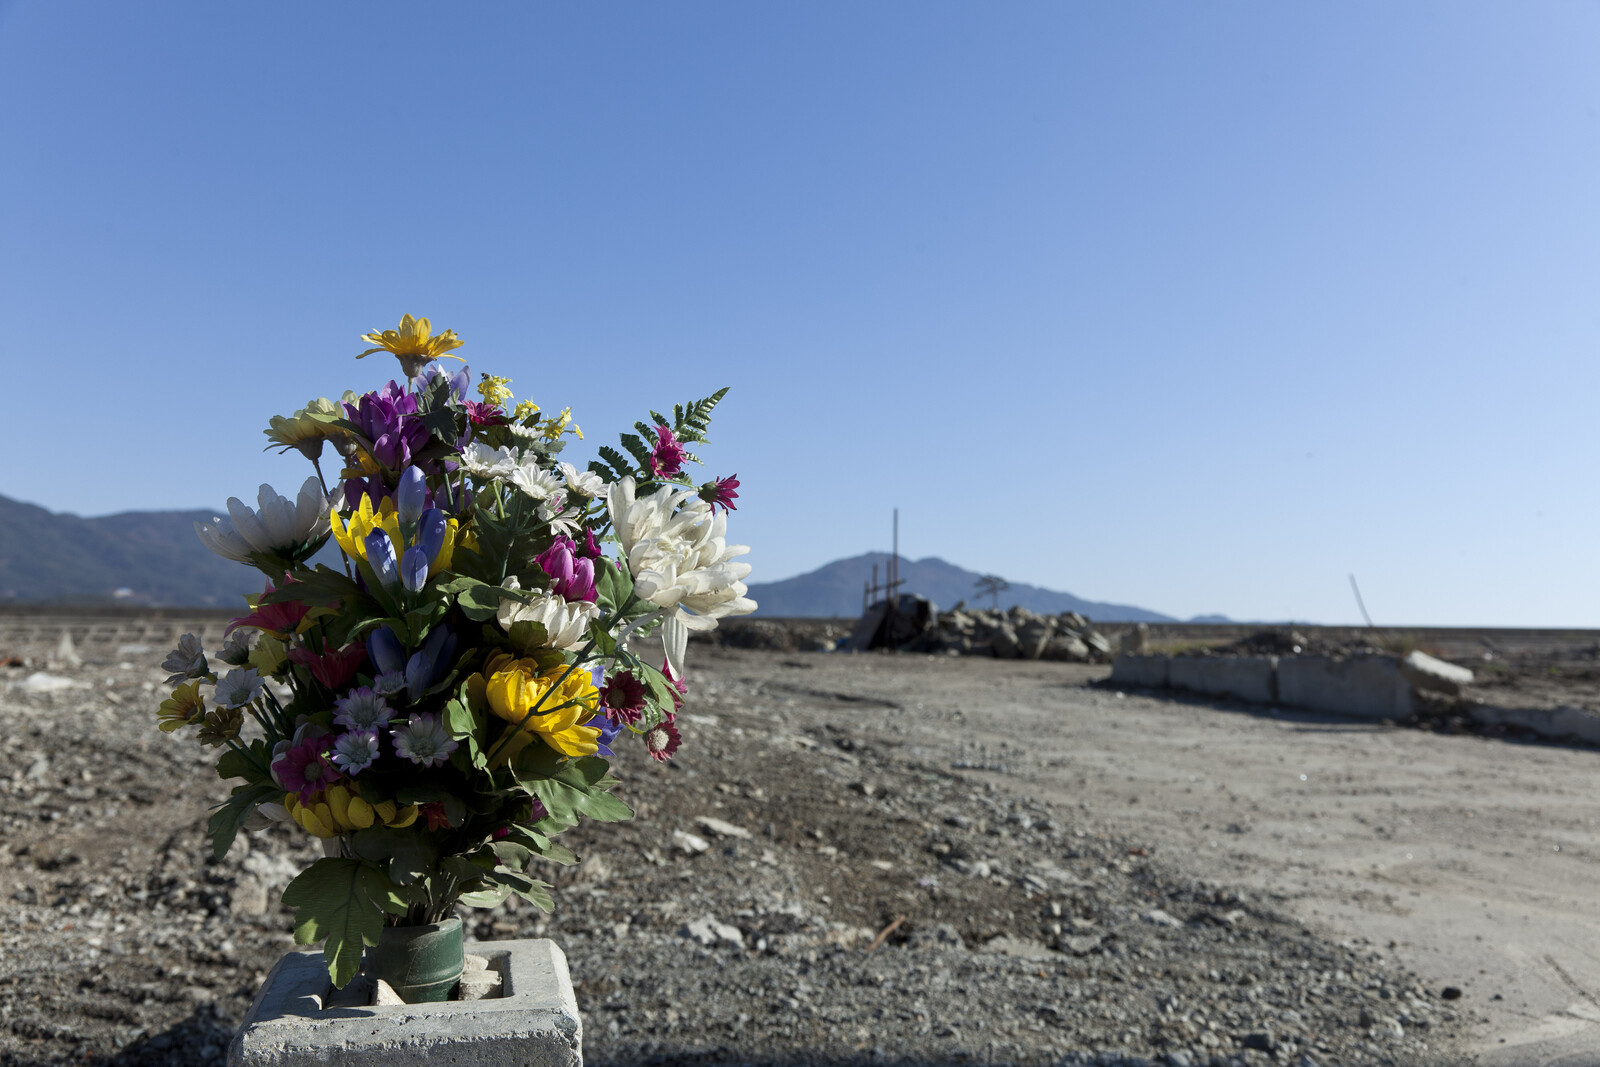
<box><xmin>4</xmin><ymin>622</ymin><xmax>1600</xmax><ymax>1065</ymax></box>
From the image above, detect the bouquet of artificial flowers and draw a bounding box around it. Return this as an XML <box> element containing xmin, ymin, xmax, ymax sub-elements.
<box><xmin>156</xmin><ymin>315</ymin><xmax>754</xmax><ymax>990</ymax></box>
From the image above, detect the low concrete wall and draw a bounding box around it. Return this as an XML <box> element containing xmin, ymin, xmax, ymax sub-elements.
<box><xmin>1110</xmin><ymin>654</ymin><xmax>1170</xmax><ymax>689</ymax></box>
<box><xmin>1466</xmin><ymin>704</ymin><xmax>1600</xmax><ymax>745</ymax></box>
<box><xmin>1277</xmin><ymin>655</ymin><xmax>1414</xmax><ymax>720</ymax></box>
<box><xmin>1168</xmin><ymin>655</ymin><xmax>1277</xmax><ymax>704</ymax></box>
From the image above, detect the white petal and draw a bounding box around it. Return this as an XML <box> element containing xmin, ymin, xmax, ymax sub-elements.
<box><xmin>662</xmin><ymin>611</ymin><xmax>688</xmax><ymax>677</ymax></box>
<box><xmin>195</xmin><ymin>518</ymin><xmax>253</xmax><ymax>563</ymax></box>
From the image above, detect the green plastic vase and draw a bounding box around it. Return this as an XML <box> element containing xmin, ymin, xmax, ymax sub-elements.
<box><xmin>365</xmin><ymin>917</ymin><xmax>465</xmax><ymax>1003</ymax></box>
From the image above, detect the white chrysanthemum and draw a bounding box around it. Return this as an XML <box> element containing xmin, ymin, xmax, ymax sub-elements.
<box><xmin>213</xmin><ymin>667</ymin><xmax>265</xmax><ymax>709</ymax></box>
<box><xmin>606</xmin><ymin>476</ymin><xmax>756</xmax><ymax>674</ymax></box>
<box><xmin>161</xmin><ymin>633</ymin><xmax>208</xmax><ymax>685</ymax></box>
<box><xmin>559</xmin><ymin>462</ymin><xmax>606</xmax><ymax>499</ymax></box>
<box><xmin>510</xmin><ymin>462</ymin><xmax>561</xmax><ymax>500</ymax></box>
<box><xmin>538</xmin><ymin>492</ymin><xmax>582</xmax><ymax>537</ymax></box>
<box><xmin>496</xmin><ymin>576</ymin><xmax>601</xmax><ymax>650</ymax></box>
<box><xmin>195</xmin><ymin>477</ymin><xmax>332</xmax><ymax>563</ymax></box>
<box><xmin>460</xmin><ymin>442</ymin><xmax>519</xmax><ymax>482</ymax></box>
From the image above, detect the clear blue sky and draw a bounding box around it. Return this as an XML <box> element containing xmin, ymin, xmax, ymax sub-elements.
<box><xmin>2</xmin><ymin>2</ymin><xmax>1596</xmax><ymax>626</ymax></box>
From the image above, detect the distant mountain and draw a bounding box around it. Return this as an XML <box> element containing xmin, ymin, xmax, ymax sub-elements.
<box><xmin>0</xmin><ymin>494</ymin><xmax>329</xmax><ymax>607</ymax></box>
<box><xmin>746</xmin><ymin>553</ymin><xmax>1178</xmax><ymax>622</ymax></box>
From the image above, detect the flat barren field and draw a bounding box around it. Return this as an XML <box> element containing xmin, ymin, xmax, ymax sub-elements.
<box><xmin>3</xmin><ymin>619</ymin><xmax>1599</xmax><ymax>1066</ymax></box>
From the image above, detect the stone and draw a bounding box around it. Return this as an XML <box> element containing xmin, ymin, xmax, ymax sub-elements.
<box><xmin>1058</xmin><ymin>933</ymin><xmax>1103</xmax><ymax>955</ymax></box>
<box><xmin>682</xmin><ymin>916</ymin><xmax>743</xmax><ymax>947</ymax></box>
<box><xmin>1083</xmin><ymin>631</ymin><xmax>1112</xmax><ymax>657</ymax></box>
<box><xmin>458</xmin><ymin>968</ymin><xmax>502</xmax><ymax>1001</ymax></box>
<box><xmin>55</xmin><ymin>632</ymin><xmax>82</xmax><ymax>668</ymax></box>
<box><xmin>1168</xmin><ymin>656</ymin><xmax>1277</xmax><ymax>704</ymax></box>
<box><xmin>1120</xmin><ymin>623</ymin><xmax>1150</xmax><ymax>656</ymax></box>
<box><xmin>1110</xmin><ymin>654</ymin><xmax>1169</xmax><ymax>689</ymax></box>
<box><xmin>1464</xmin><ymin>703</ymin><xmax>1600</xmax><ymax>744</ymax></box>
<box><xmin>229</xmin><ymin>880</ymin><xmax>270</xmax><ymax>918</ymax></box>
<box><xmin>373</xmin><ymin>980</ymin><xmax>404</xmax><ymax>1005</ymax></box>
<box><xmin>1399</xmin><ymin>650</ymin><xmax>1474</xmax><ymax>696</ymax></box>
<box><xmin>1043</xmin><ymin>635</ymin><xmax>1090</xmax><ymax>662</ymax></box>
<box><xmin>1143</xmin><ymin>909</ymin><xmax>1183</xmax><ymax>928</ymax></box>
<box><xmin>671</xmin><ymin>830</ymin><xmax>710</xmax><ymax>855</ymax></box>
<box><xmin>694</xmin><ymin>816</ymin><xmax>751</xmax><ymax>840</ymax></box>
<box><xmin>22</xmin><ymin>672</ymin><xmax>82</xmax><ymax>693</ymax></box>
<box><xmin>227</xmin><ymin>939</ymin><xmax>581</xmax><ymax>1066</ymax></box>
<box><xmin>1277</xmin><ymin>655</ymin><xmax>1414</xmax><ymax>720</ymax></box>
<box><xmin>982</xmin><ymin>935</ymin><xmax>1056</xmax><ymax>960</ymax></box>
<box><xmin>1015</xmin><ymin>621</ymin><xmax>1052</xmax><ymax>661</ymax></box>
<box><xmin>990</xmin><ymin>624</ymin><xmax>1020</xmax><ymax>660</ymax></box>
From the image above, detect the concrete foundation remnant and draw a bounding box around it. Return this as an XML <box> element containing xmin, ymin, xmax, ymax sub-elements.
<box><xmin>1276</xmin><ymin>654</ymin><xmax>1414</xmax><ymax>720</ymax></box>
<box><xmin>1167</xmin><ymin>655</ymin><xmax>1277</xmax><ymax>705</ymax></box>
<box><xmin>1110</xmin><ymin>654</ymin><xmax>1170</xmax><ymax>689</ymax></box>
<box><xmin>227</xmin><ymin>938</ymin><xmax>581</xmax><ymax>1067</ymax></box>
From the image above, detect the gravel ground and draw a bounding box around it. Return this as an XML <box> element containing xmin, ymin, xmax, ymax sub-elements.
<box><xmin>0</xmin><ymin>643</ymin><xmax>1473</xmax><ymax>1067</ymax></box>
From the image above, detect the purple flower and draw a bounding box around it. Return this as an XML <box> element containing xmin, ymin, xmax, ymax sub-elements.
<box><xmin>418</xmin><ymin>363</ymin><xmax>471</xmax><ymax>401</ymax></box>
<box><xmin>373</xmin><ymin>671</ymin><xmax>406</xmax><ymax>697</ymax></box>
<box><xmin>590</xmin><ymin>714</ymin><xmax>624</xmax><ymax>758</ymax></box>
<box><xmin>536</xmin><ymin>536</ymin><xmax>597</xmax><ymax>603</ymax></box>
<box><xmin>391</xmin><ymin>713</ymin><xmax>457</xmax><ymax>768</ymax></box>
<box><xmin>699</xmin><ymin>474</ymin><xmax>740</xmax><ymax>514</ymax></box>
<box><xmin>367</xmin><ymin>627</ymin><xmax>406</xmax><ymax>676</ymax></box>
<box><xmin>345</xmin><ymin>388</ymin><xmax>427</xmax><ymax>470</ymax></box>
<box><xmin>404</xmin><ymin>625</ymin><xmax>457</xmax><ymax>701</ymax></box>
<box><xmin>330</xmin><ymin>729</ymin><xmax>381</xmax><ymax>775</ymax></box>
<box><xmin>578</xmin><ymin>527</ymin><xmax>602</xmax><ymax>560</ymax></box>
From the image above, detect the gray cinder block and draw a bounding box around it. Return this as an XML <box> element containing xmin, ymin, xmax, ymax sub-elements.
<box><xmin>227</xmin><ymin>938</ymin><xmax>582</xmax><ymax>1067</ymax></box>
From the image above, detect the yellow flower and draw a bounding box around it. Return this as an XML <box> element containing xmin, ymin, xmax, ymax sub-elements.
<box><xmin>156</xmin><ymin>680</ymin><xmax>205</xmax><ymax>732</ymax></box>
<box><xmin>472</xmin><ymin>651</ymin><xmax>600</xmax><ymax>766</ymax></box>
<box><xmin>512</xmin><ymin>399</ymin><xmax>540</xmax><ymax>421</ymax></box>
<box><xmin>357</xmin><ymin>314</ymin><xmax>464</xmax><ymax>377</ymax></box>
<box><xmin>540</xmin><ymin>406</ymin><xmax>582</xmax><ymax>441</ymax></box>
<box><xmin>248</xmin><ymin>633</ymin><xmax>288</xmax><ymax>677</ymax></box>
<box><xmin>284</xmin><ymin>786</ymin><xmax>418</xmax><ymax>838</ymax></box>
<box><xmin>330</xmin><ymin>494</ymin><xmax>403</xmax><ymax>564</ymax></box>
<box><xmin>330</xmin><ymin>493</ymin><xmax>461</xmax><ymax>572</ymax></box>
<box><xmin>478</xmin><ymin>374</ymin><xmax>514</xmax><ymax>408</ymax></box>
<box><xmin>264</xmin><ymin>398</ymin><xmax>348</xmax><ymax>461</ymax></box>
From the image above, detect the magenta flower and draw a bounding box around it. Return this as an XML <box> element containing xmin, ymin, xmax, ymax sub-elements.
<box><xmin>464</xmin><ymin>401</ymin><xmax>507</xmax><ymax>427</ymax></box>
<box><xmin>536</xmin><ymin>536</ymin><xmax>597</xmax><ymax>602</ymax></box>
<box><xmin>699</xmin><ymin>474</ymin><xmax>740</xmax><ymax>513</ymax></box>
<box><xmin>647</xmin><ymin>424</ymin><xmax>687</xmax><ymax>478</ymax></box>
<box><xmin>600</xmin><ymin>672</ymin><xmax>647</xmax><ymax>725</ymax></box>
<box><xmin>645</xmin><ymin>720</ymin><xmax>682</xmax><ymax>762</ymax></box>
<box><xmin>287</xmin><ymin>643</ymin><xmax>368</xmax><ymax>690</ymax></box>
<box><xmin>273</xmin><ymin>739</ymin><xmax>339</xmax><ymax>803</ymax></box>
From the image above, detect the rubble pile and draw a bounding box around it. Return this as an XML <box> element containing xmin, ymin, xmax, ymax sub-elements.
<box><xmin>907</xmin><ymin>604</ymin><xmax>1114</xmax><ymax>662</ymax></box>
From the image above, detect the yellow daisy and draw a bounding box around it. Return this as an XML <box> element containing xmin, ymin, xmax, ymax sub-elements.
<box><xmin>357</xmin><ymin>314</ymin><xmax>464</xmax><ymax>377</ymax></box>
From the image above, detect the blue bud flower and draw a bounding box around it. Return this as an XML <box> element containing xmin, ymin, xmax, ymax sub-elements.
<box><xmin>367</xmin><ymin>626</ymin><xmax>406</xmax><ymax>677</ymax></box>
<box><xmin>417</xmin><ymin>509</ymin><xmax>448</xmax><ymax>562</ymax></box>
<box><xmin>395</xmin><ymin>467</ymin><xmax>427</xmax><ymax>525</ymax></box>
<box><xmin>404</xmin><ymin>625</ymin><xmax>458</xmax><ymax>701</ymax></box>
<box><xmin>400</xmin><ymin>545</ymin><xmax>430</xmax><ymax>593</ymax></box>
<box><xmin>365</xmin><ymin>529</ymin><xmax>399</xmax><ymax>587</ymax></box>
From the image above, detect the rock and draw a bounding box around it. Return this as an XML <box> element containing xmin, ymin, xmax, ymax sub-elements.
<box><xmin>373</xmin><ymin>979</ymin><xmax>404</xmax><ymax>1005</ymax></box>
<box><xmin>1059</xmin><ymin>612</ymin><xmax>1089</xmax><ymax>631</ymax></box>
<box><xmin>991</xmin><ymin>625</ymin><xmax>1020</xmax><ymax>660</ymax></box>
<box><xmin>906</xmin><ymin>922</ymin><xmax>964</xmax><ymax>949</ymax></box>
<box><xmin>1042</xmin><ymin>635</ymin><xmax>1090</xmax><ymax>662</ymax></box>
<box><xmin>1143</xmin><ymin>909</ymin><xmax>1183</xmax><ymax>927</ymax></box>
<box><xmin>672</xmin><ymin>830</ymin><xmax>710</xmax><ymax>855</ymax></box>
<box><xmin>1016</xmin><ymin>621</ymin><xmax>1052</xmax><ymax>661</ymax></box>
<box><xmin>694</xmin><ymin>816</ymin><xmax>752</xmax><ymax>840</ymax></box>
<box><xmin>982</xmin><ymin>935</ymin><xmax>1056</xmax><ymax>960</ymax></box>
<box><xmin>1120</xmin><ymin>623</ymin><xmax>1150</xmax><ymax>655</ymax></box>
<box><xmin>1440</xmin><ymin>985</ymin><xmax>1462</xmax><ymax>1000</ymax></box>
<box><xmin>1084</xmin><ymin>631</ymin><xmax>1112</xmax><ymax>657</ymax></box>
<box><xmin>682</xmin><ymin>916</ymin><xmax>743</xmax><ymax>947</ymax></box>
<box><xmin>1240</xmin><ymin>1031</ymin><xmax>1276</xmax><ymax>1052</ymax></box>
<box><xmin>229</xmin><ymin>880</ymin><xmax>269</xmax><ymax>917</ymax></box>
<box><xmin>1400</xmin><ymin>651</ymin><xmax>1474</xmax><ymax>696</ymax></box>
<box><xmin>1059</xmin><ymin>933</ymin><xmax>1103</xmax><ymax>955</ymax></box>
<box><xmin>55</xmin><ymin>632</ymin><xmax>82</xmax><ymax>668</ymax></box>
<box><xmin>457</xmin><ymin>968</ymin><xmax>502</xmax><ymax>1001</ymax></box>
<box><xmin>22</xmin><ymin>672</ymin><xmax>82</xmax><ymax>693</ymax></box>
<box><xmin>571</xmin><ymin>854</ymin><xmax>612</xmax><ymax>885</ymax></box>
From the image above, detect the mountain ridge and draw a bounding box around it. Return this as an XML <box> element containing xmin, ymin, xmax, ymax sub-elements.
<box><xmin>745</xmin><ymin>552</ymin><xmax>1184</xmax><ymax>622</ymax></box>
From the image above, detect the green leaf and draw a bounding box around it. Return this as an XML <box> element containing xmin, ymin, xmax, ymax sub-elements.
<box><xmin>532</xmin><ymin>764</ymin><xmax>634</xmax><ymax>827</ymax></box>
<box><xmin>215</xmin><ymin>740</ymin><xmax>271</xmax><ymax>783</ymax></box>
<box><xmin>282</xmin><ymin>858</ymin><xmax>396</xmax><ymax>989</ymax></box>
<box><xmin>207</xmin><ymin>782</ymin><xmax>282</xmax><ymax>861</ymax></box>
<box><xmin>440</xmin><ymin>575</ymin><xmax>524</xmax><ymax>621</ymax></box>
<box><xmin>618</xmin><ymin>432</ymin><xmax>654</xmax><ymax>471</ymax></box>
<box><xmin>347</xmin><ymin>826</ymin><xmax>440</xmax><ymax>886</ymax></box>
<box><xmin>491</xmin><ymin>840</ymin><xmax>534</xmax><ymax>870</ymax></box>
<box><xmin>482</xmin><ymin>868</ymin><xmax>555</xmax><ymax>912</ymax></box>
<box><xmin>502</xmin><ymin>826</ymin><xmax>581</xmax><ymax>867</ymax></box>
<box><xmin>457</xmin><ymin>884</ymin><xmax>513</xmax><ymax>909</ymax></box>
<box><xmin>260</xmin><ymin>565</ymin><xmax>374</xmax><ymax>611</ymax></box>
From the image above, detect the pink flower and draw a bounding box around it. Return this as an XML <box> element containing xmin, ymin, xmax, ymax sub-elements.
<box><xmin>464</xmin><ymin>401</ymin><xmax>507</xmax><ymax>427</ymax></box>
<box><xmin>600</xmin><ymin>672</ymin><xmax>647</xmax><ymax>725</ymax></box>
<box><xmin>536</xmin><ymin>536</ymin><xmax>597</xmax><ymax>602</ymax></box>
<box><xmin>647</xmin><ymin>424</ymin><xmax>687</xmax><ymax>478</ymax></box>
<box><xmin>287</xmin><ymin>643</ymin><xmax>369</xmax><ymax>690</ymax></box>
<box><xmin>699</xmin><ymin>474</ymin><xmax>739</xmax><ymax>513</ymax></box>
<box><xmin>661</xmin><ymin>658</ymin><xmax>688</xmax><ymax>709</ymax></box>
<box><xmin>420</xmin><ymin>802</ymin><xmax>451</xmax><ymax>832</ymax></box>
<box><xmin>645</xmin><ymin>720</ymin><xmax>681</xmax><ymax>762</ymax></box>
<box><xmin>273</xmin><ymin>739</ymin><xmax>339</xmax><ymax>803</ymax></box>
<box><xmin>227</xmin><ymin>577</ymin><xmax>312</xmax><ymax>637</ymax></box>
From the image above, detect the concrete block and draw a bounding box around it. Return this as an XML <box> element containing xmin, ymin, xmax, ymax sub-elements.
<box><xmin>1277</xmin><ymin>655</ymin><xmax>1414</xmax><ymax>720</ymax></box>
<box><xmin>1110</xmin><ymin>654</ymin><xmax>1169</xmax><ymax>689</ymax></box>
<box><xmin>1167</xmin><ymin>655</ymin><xmax>1277</xmax><ymax>704</ymax></box>
<box><xmin>1399</xmin><ymin>651</ymin><xmax>1474</xmax><ymax>696</ymax></box>
<box><xmin>227</xmin><ymin>938</ymin><xmax>581</xmax><ymax>1067</ymax></box>
<box><xmin>1465</xmin><ymin>704</ymin><xmax>1600</xmax><ymax>745</ymax></box>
